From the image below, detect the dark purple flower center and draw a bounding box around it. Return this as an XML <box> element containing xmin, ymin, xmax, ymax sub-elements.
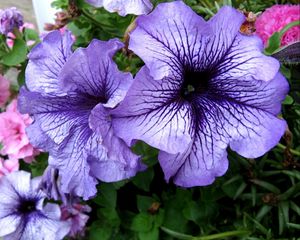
<box><xmin>180</xmin><ymin>68</ymin><xmax>212</xmax><ymax>100</ymax></box>
<box><xmin>18</xmin><ymin>199</ymin><xmax>37</xmax><ymax>214</ymax></box>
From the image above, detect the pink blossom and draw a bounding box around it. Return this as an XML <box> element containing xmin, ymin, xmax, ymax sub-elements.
<box><xmin>0</xmin><ymin>75</ymin><xmax>10</xmax><ymax>107</ymax></box>
<box><xmin>255</xmin><ymin>4</ymin><xmax>300</xmax><ymax>46</ymax></box>
<box><xmin>0</xmin><ymin>157</ymin><xmax>19</xmax><ymax>178</ymax></box>
<box><xmin>0</xmin><ymin>99</ymin><xmax>39</xmax><ymax>162</ymax></box>
<box><xmin>61</xmin><ymin>203</ymin><xmax>91</xmax><ymax>238</ymax></box>
<box><xmin>6</xmin><ymin>22</ymin><xmax>36</xmax><ymax>48</ymax></box>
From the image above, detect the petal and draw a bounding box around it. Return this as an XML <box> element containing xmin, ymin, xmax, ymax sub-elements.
<box><xmin>4</xmin><ymin>171</ymin><xmax>31</xmax><ymax>197</ymax></box>
<box><xmin>159</xmin><ymin>130</ymin><xmax>229</xmax><ymax>187</ymax></box>
<box><xmin>25</xmin><ymin>30</ymin><xmax>73</xmax><ymax>94</ymax></box>
<box><xmin>228</xmin><ymin>111</ymin><xmax>287</xmax><ymax>158</ymax></box>
<box><xmin>48</xmin><ymin>127</ymin><xmax>98</xmax><ymax>200</ymax></box>
<box><xmin>59</xmin><ymin>38</ymin><xmax>133</xmax><ymax>108</ymax></box>
<box><xmin>103</xmin><ymin>0</ymin><xmax>153</xmax><ymax>16</ymax></box>
<box><xmin>18</xmin><ymin>88</ymin><xmax>96</xmax><ymax>146</ymax></box>
<box><xmin>216</xmin><ymin>33</ymin><xmax>280</xmax><ymax>82</ymax></box>
<box><xmin>0</xmin><ymin>214</ymin><xmax>20</xmax><ymax>237</ymax></box>
<box><xmin>85</xmin><ymin>0</ymin><xmax>103</xmax><ymax>7</ymax></box>
<box><xmin>129</xmin><ymin>1</ymin><xmax>209</xmax><ymax>80</ymax></box>
<box><xmin>88</xmin><ymin>104</ymin><xmax>143</xmax><ymax>182</ymax></box>
<box><xmin>14</xmin><ymin>211</ymin><xmax>70</xmax><ymax>240</ymax></box>
<box><xmin>204</xmin><ymin>6</ymin><xmax>245</xmax><ymax>65</ymax></box>
<box><xmin>112</xmin><ymin>67</ymin><xmax>192</xmax><ymax>154</ymax></box>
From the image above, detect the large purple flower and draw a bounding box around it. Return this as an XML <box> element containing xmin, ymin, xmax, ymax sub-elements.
<box><xmin>0</xmin><ymin>7</ymin><xmax>23</xmax><ymax>35</ymax></box>
<box><xmin>112</xmin><ymin>2</ymin><xmax>289</xmax><ymax>187</ymax></box>
<box><xmin>18</xmin><ymin>30</ymin><xmax>143</xmax><ymax>199</ymax></box>
<box><xmin>86</xmin><ymin>0</ymin><xmax>153</xmax><ymax>16</ymax></box>
<box><xmin>0</xmin><ymin>171</ymin><xmax>70</xmax><ymax>240</ymax></box>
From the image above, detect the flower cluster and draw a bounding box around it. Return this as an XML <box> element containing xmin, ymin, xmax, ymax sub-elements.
<box><xmin>19</xmin><ymin>1</ymin><xmax>288</xmax><ymax>193</ymax></box>
<box><xmin>0</xmin><ymin>99</ymin><xmax>39</xmax><ymax>162</ymax></box>
<box><xmin>0</xmin><ymin>7</ymin><xmax>23</xmax><ymax>35</ymax></box>
<box><xmin>255</xmin><ymin>4</ymin><xmax>300</xmax><ymax>46</ymax></box>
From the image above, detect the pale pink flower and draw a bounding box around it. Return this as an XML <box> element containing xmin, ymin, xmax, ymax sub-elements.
<box><xmin>255</xmin><ymin>4</ymin><xmax>300</xmax><ymax>46</ymax></box>
<box><xmin>0</xmin><ymin>99</ymin><xmax>39</xmax><ymax>162</ymax></box>
<box><xmin>0</xmin><ymin>75</ymin><xmax>10</xmax><ymax>107</ymax></box>
<box><xmin>0</xmin><ymin>157</ymin><xmax>19</xmax><ymax>178</ymax></box>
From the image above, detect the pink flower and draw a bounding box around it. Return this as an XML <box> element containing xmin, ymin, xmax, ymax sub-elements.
<box><xmin>0</xmin><ymin>99</ymin><xmax>39</xmax><ymax>162</ymax></box>
<box><xmin>0</xmin><ymin>157</ymin><xmax>19</xmax><ymax>178</ymax></box>
<box><xmin>0</xmin><ymin>75</ymin><xmax>10</xmax><ymax>108</ymax></box>
<box><xmin>6</xmin><ymin>22</ymin><xmax>36</xmax><ymax>48</ymax></box>
<box><xmin>61</xmin><ymin>204</ymin><xmax>91</xmax><ymax>238</ymax></box>
<box><xmin>255</xmin><ymin>4</ymin><xmax>300</xmax><ymax>46</ymax></box>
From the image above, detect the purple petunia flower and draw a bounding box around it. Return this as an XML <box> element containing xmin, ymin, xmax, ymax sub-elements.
<box><xmin>112</xmin><ymin>2</ymin><xmax>289</xmax><ymax>187</ymax></box>
<box><xmin>0</xmin><ymin>171</ymin><xmax>70</xmax><ymax>240</ymax></box>
<box><xmin>86</xmin><ymin>0</ymin><xmax>153</xmax><ymax>16</ymax></box>
<box><xmin>18</xmin><ymin>30</ymin><xmax>143</xmax><ymax>200</ymax></box>
<box><xmin>0</xmin><ymin>7</ymin><xmax>23</xmax><ymax>35</ymax></box>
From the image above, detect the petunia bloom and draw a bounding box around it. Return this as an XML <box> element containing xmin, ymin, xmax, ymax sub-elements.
<box><xmin>112</xmin><ymin>2</ymin><xmax>289</xmax><ymax>187</ymax></box>
<box><xmin>0</xmin><ymin>99</ymin><xmax>39</xmax><ymax>162</ymax></box>
<box><xmin>0</xmin><ymin>157</ymin><xmax>19</xmax><ymax>178</ymax></box>
<box><xmin>18</xmin><ymin>30</ymin><xmax>143</xmax><ymax>200</ymax></box>
<box><xmin>255</xmin><ymin>4</ymin><xmax>300</xmax><ymax>46</ymax></box>
<box><xmin>0</xmin><ymin>7</ymin><xmax>23</xmax><ymax>35</ymax></box>
<box><xmin>86</xmin><ymin>0</ymin><xmax>153</xmax><ymax>16</ymax></box>
<box><xmin>0</xmin><ymin>75</ymin><xmax>10</xmax><ymax>108</ymax></box>
<box><xmin>0</xmin><ymin>171</ymin><xmax>70</xmax><ymax>240</ymax></box>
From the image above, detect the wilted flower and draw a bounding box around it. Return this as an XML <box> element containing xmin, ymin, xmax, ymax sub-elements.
<box><xmin>18</xmin><ymin>30</ymin><xmax>143</xmax><ymax>199</ymax></box>
<box><xmin>0</xmin><ymin>75</ymin><xmax>10</xmax><ymax>107</ymax></box>
<box><xmin>0</xmin><ymin>7</ymin><xmax>23</xmax><ymax>35</ymax></box>
<box><xmin>0</xmin><ymin>99</ymin><xmax>39</xmax><ymax>162</ymax></box>
<box><xmin>61</xmin><ymin>203</ymin><xmax>91</xmax><ymax>238</ymax></box>
<box><xmin>0</xmin><ymin>171</ymin><xmax>70</xmax><ymax>240</ymax></box>
<box><xmin>0</xmin><ymin>157</ymin><xmax>19</xmax><ymax>178</ymax></box>
<box><xmin>113</xmin><ymin>2</ymin><xmax>289</xmax><ymax>187</ymax></box>
<box><xmin>86</xmin><ymin>0</ymin><xmax>153</xmax><ymax>16</ymax></box>
<box><xmin>255</xmin><ymin>4</ymin><xmax>300</xmax><ymax>46</ymax></box>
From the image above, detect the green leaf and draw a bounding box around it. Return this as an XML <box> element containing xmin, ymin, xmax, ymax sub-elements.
<box><xmin>24</xmin><ymin>28</ymin><xmax>39</xmax><ymax>42</ymax></box>
<box><xmin>132</xmin><ymin>168</ymin><xmax>154</xmax><ymax>191</ymax></box>
<box><xmin>265</xmin><ymin>32</ymin><xmax>281</xmax><ymax>54</ymax></box>
<box><xmin>131</xmin><ymin>212</ymin><xmax>153</xmax><ymax>232</ymax></box>
<box><xmin>290</xmin><ymin>201</ymin><xmax>300</xmax><ymax>216</ymax></box>
<box><xmin>182</xmin><ymin>201</ymin><xmax>201</xmax><ymax>222</ymax></box>
<box><xmin>99</xmin><ymin>208</ymin><xmax>120</xmax><ymax>226</ymax></box>
<box><xmin>88</xmin><ymin>221</ymin><xmax>113</xmax><ymax>240</ymax></box>
<box><xmin>286</xmin><ymin>222</ymin><xmax>300</xmax><ymax>230</ymax></box>
<box><xmin>1</xmin><ymin>39</ymin><xmax>27</xmax><ymax>66</ymax></box>
<box><xmin>137</xmin><ymin>195</ymin><xmax>156</xmax><ymax>212</ymax></box>
<box><xmin>250</xmin><ymin>179</ymin><xmax>280</xmax><ymax>194</ymax></box>
<box><xmin>94</xmin><ymin>183</ymin><xmax>117</xmax><ymax>208</ymax></box>
<box><xmin>256</xmin><ymin>205</ymin><xmax>272</xmax><ymax>222</ymax></box>
<box><xmin>282</xmin><ymin>95</ymin><xmax>294</xmax><ymax>105</ymax></box>
<box><xmin>138</xmin><ymin>228</ymin><xmax>159</xmax><ymax>240</ymax></box>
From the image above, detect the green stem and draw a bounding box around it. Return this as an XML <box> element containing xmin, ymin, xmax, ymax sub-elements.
<box><xmin>160</xmin><ymin>227</ymin><xmax>249</xmax><ymax>240</ymax></box>
<box><xmin>277</xmin><ymin>143</ymin><xmax>300</xmax><ymax>156</ymax></box>
<box><xmin>81</xmin><ymin>9</ymin><xmax>104</xmax><ymax>29</ymax></box>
